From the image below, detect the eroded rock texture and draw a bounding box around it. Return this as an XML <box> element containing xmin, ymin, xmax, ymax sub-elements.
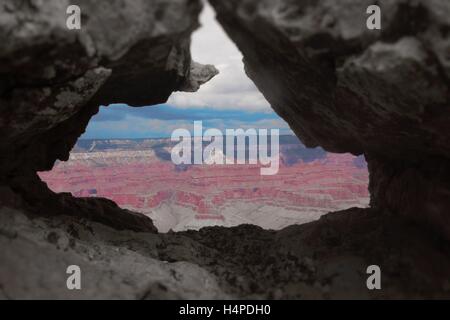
<box><xmin>0</xmin><ymin>0</ymin><xmax>449</xmax><ymax>299</ymax></box>
<box><xmin>2</xmin><ymin>206</ymin><xmax>449</xmax><ymax>299</ymax></box>
<box><xmin>0</xmin><ymin>0</ymin><xmax>217</xmax><ymax>231</ymax></box>
<box><xmin>209</xmin><ymin>0</ymin><xmax>450</xmax><ymax>240</ymax></box>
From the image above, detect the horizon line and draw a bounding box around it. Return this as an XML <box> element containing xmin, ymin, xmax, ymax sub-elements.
<box><xmin>78</xmin><ymin>133</ymin><xmax>296</xmax><ymax>141</ymax></box>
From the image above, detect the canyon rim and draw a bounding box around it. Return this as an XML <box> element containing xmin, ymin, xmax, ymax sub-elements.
<box><xmin>0</xmin><ymin>0</ymin><xmax>449</xmax><ymax>299</ymax></box>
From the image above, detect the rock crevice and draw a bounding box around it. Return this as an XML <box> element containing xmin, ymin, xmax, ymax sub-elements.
<box><xmin>0</xmin><ymin>0</ymin><xmax>449</xmax><ymax>298</ymax></box>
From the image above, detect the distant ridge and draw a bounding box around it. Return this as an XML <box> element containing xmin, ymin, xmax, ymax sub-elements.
<box><xmin>73</xmin><ymin>135</ymin><xmax>328</xmax><ymax>165</ymax></box>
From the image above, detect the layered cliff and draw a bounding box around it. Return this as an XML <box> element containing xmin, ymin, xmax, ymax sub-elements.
<box><xmin>39</xmin><ymin>138</ymin><xmax>369</xmax><ymax>232</ymax></box>
<box><xmin>0</xmin><ymin>0</ymin><xmax>449</xmax><ymax>299</ymax></box>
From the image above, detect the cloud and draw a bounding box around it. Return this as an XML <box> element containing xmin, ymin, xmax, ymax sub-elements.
<box><xmin>167</xmin><ymin>3</ymin><xmax>272</xmax><ymax>112</ymax></box>
<box><xmin>81</xmin><ymin>3</ymin><xmax>290</xmax><ymax>139</ymax></box>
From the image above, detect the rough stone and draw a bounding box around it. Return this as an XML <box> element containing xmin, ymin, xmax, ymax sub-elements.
<box><xmin>0</xmin><ymin>0</ymin><xmax>449</xmax><ymax>299</ymax></box>
<box><xmin>0</xmin><ymin>0</ymin><xmax>217</xmax><ymax>176</ymax></box>
<box><xmin>1</xmin><ymin>206</ymin><xmax>449</xmax><ymax>299</ymax></box>
<box><xmin>208</xmin><ymin>0</ymin><xmax>450</xmax><ymax>240</ymax></box>
<box><xmin>0</xmin><ymin>0</ymin><xmax>217</xmax><ymax>232</ymax></box>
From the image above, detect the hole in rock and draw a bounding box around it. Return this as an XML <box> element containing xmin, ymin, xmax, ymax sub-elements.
<box><xmin>38</xmin><ymin>3</ymin><xmax>369</xmax><ymax>232</ymax></box>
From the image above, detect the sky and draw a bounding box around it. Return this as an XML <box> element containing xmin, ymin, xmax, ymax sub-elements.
<box><xmin>81</xmin><ymin>3</ymin><xmax>293</xmax><ymax>139</ymax></box>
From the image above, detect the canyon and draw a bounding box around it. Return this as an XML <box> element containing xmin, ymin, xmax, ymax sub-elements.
<box><xmin>38</xmin><ymin>136</ymin><xmax>369</xmax><ymax>232</ymax></box>
<box><xmin>0</xmin><ymin>0</ymin><xmax>449</xmax><ymax>299</ymax></box>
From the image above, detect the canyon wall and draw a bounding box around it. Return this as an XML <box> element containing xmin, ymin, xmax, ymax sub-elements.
<box><xmin>1</xmin><ymin>0</ymin><xmax>448</xmax><ymax>238</ymax></box>
<box><xmin>208</xmin><ymin>0</ymin><xmax>450</xmax><ymax>240</ymax></box>
<box><xmin>39</xmin><ymin>138</ymin><xmax>369</xmax><ymax>232</ymax></box>
<box><xmin>0</xmin><ymin>0</ymin><xmax>449</xmax><ymax>298</ymax></box>
<box><xmin>0</xmin><ymin>0</ymin><xmax>216</xmax><ymax>231</ymax></box>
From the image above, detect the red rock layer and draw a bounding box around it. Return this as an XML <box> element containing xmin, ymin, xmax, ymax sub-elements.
<box><xmin>39</xmin><ymin>147</ymin><xmax>369</xmax><ymax>231</ymax></box>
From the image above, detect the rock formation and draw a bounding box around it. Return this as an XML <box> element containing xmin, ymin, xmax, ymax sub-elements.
<box><xmin>0</xmin><ymin>0</ymin><xmax>449</xmax><ymax>299</ymax></box>
<box><xmin>0</xmin><ymin>0</ymin><xmax>217</xmax><ymax>231</ymax></box>
<box><xmin>38</xmin><ymin>137</ymin><xmax>369</xmax><ymax>232</ymax></box>
<box><xmin>209</xmin><ymin>0</ymin><xmax>450</xmax><ymax>240</ymax></box>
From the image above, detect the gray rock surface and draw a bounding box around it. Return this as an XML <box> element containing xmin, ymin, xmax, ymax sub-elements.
<box><xmin>0</xmin><ymin>0</ymin><xmax>449</xmax><ymax>299</ymax></box>
<box><xmin>1</xmin><ymin>205</ymin><xmax>449</xmax><ymax>299</ymax></box>
<box><xmin>0</xmin><ymin>0</ymin><xmax>217</xmax><ymax>232</ymax></box>
<box><xmin>0</xmin><ymin>0</ymin><xmax>218</xmax><ymax>176</ymax></box>
<box><xmin>0</xmin><ymin>207</ymin><xmax>228</xmax><ymax>299</ymax></box>
<box><xmin>209</xmin><ymin>0</ymin><xmax>450</xmax><ymax>240</ymax></box>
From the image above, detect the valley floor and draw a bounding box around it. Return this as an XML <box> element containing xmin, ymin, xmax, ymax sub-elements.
<box><xmin>39</xmin><ymin>148</ymin><xmax>369</xmax><ymax>232</ymax></box>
